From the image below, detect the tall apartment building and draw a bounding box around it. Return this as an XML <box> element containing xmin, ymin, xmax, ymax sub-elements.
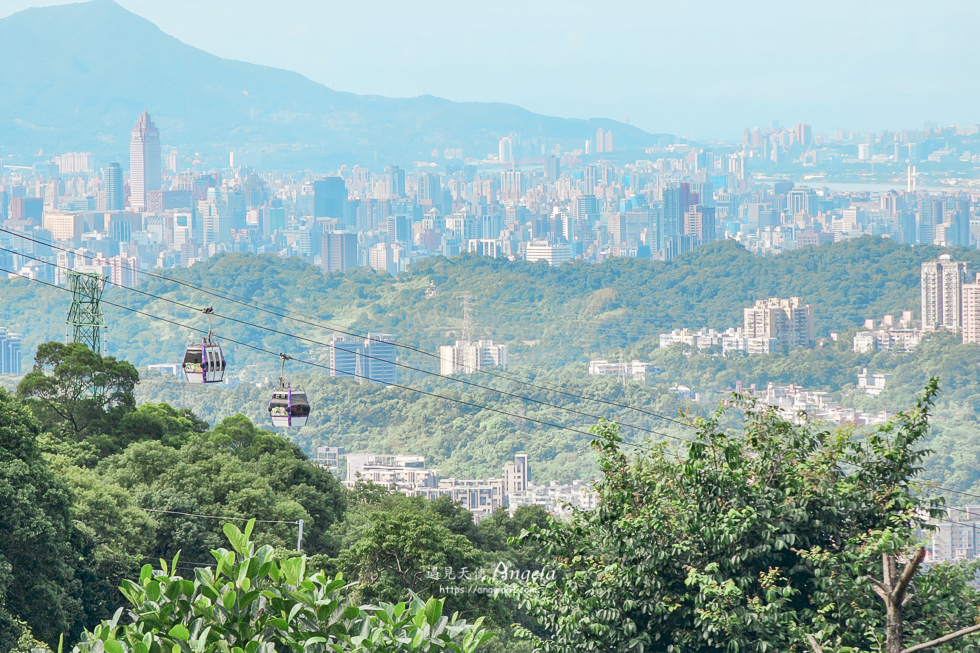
<box><xmin>743</xmin><ymin>297</ymin><xmax>815</xmax><ymax>351</ymax></box>
<box><xmin>921</xmin><ymin>255</ymin><xmax>971</xmax><ymax>331</ymax></box>
<box><xmin>0</xmin><ymin>327</ymin><xmax>22</xmax><ymax>375</ymax></box>
<box><xmin>103</xmin><ymin>162</ymin><xmax>125</xmax><ymax>211</ymax></box>
<box><xmin>962</xmin><ymin>274</ymin><xmax>980</xmax><ymax>345</ymax></box>
<box><xmin>502</xmin><ymin>452</ymin><xmax>529</xmax><ymax>496</ymax></box>
<box><xmin>439</xmin><ymin>340</ymin><xmax>508</xmax><ymax>375</ymax></box>
<box><xmin>327</xmin><ymin>332</ymin><xmax>397</xmax><ymax>385</ymax></box>
<box><xmin>129</xmin><ymin>112</ymin><xmax>161</xmax><ymax>212</ymax></box>
<box><xmin>321</xmin><ymin>231</ymin><xmax>358</xmax><ymax>273</ymax></box>
<box><xmin>313</xmin><ymin>177</ymin><xmax>347</xmax><ymax>218</ymax></box>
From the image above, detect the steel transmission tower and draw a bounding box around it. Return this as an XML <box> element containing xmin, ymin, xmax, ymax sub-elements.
<box><xmin>66</xmin><ymin>270</ymin><xmax>107</xmax><ymax>354</ymax></box>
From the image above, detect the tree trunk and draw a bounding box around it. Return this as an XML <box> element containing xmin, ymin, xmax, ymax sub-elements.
<box><xmin>886</xmin><ymin>599</ymin><xmax>903</xmax><ymax>653</ymax></box>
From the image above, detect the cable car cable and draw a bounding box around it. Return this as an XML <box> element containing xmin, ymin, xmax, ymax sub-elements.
<box><xmin>0</xmin><ymin>230</ymin><xmax>694</xmax><ymax>429</ymax></box>
<box><xmin>0</xmin><ymin>248</ymin><xmax>699</xmax><ymax>441</ymax></box>
<box><xmin>0</xmin><ymin>265</ymin><xmax>696</xmax><ymax>449</ymax></box>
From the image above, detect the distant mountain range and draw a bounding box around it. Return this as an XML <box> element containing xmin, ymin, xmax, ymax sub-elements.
<box><xmin>0</xmin><ymin>0</ymin><xmax>671</xmax><ymax>169</ymax></box>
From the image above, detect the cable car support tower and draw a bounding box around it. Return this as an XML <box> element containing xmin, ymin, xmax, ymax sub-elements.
<box><xmin>65</xmin><ymin>270</ymin><xmax>107</xmax><ymax>354</ymax></box>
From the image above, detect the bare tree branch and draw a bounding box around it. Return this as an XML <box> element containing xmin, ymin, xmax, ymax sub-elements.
<box><xmin>870</xmin><ymin>583</ymin><xmax>890</xmax><ymax>602</ymax></box>
<box><xmin>893</xmin><ymin>547</ymin><xmax>926</xmax><ymax>603</ymax></box>
<box><xmin>902</xmin><ymin>622</ymin><xmax>980</xmax><ymax>653</ymax></box>
<box><xmin>806</xmin><ymin>633</ymin><xmax>825</xmax><ymax>653</ymax></box>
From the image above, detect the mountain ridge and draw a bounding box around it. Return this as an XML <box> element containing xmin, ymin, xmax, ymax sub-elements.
<box><xmin>0</xmin><ymin>0</ymin><xmax>670</xmax><ymax>168</ymax></box>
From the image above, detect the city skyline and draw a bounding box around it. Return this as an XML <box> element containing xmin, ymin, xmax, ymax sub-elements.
<box><xmin>3</xmin><ymin>0</ymin><xmax>980</xmax><ymax>141</ymax></box>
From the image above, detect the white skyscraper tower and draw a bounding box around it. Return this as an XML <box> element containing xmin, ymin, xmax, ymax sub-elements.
<box><xmin>129</xmin><ymin>111</ymin><xmax>161</xmax><ymax>212</ymax></box>
<box><xmin>921</xmin><ymin>254</ymin><xmax>970</xmax><ymax>332</ymax></box>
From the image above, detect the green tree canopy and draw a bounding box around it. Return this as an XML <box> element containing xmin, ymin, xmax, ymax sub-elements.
<box><xmin>513</xmin><ymin>382</ymin><xmax>980</xmax><ymax>653</ymax></box>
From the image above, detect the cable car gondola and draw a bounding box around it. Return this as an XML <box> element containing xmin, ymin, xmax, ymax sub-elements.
<box><xmin>269</xmin><ymin>353</ymin><xmax>311</xmax><ymax>428</ymax></box>
<box><xmin>182</xmin><ymin>307</ymin><xmax>226</xmax><ymax>384</ymax></box>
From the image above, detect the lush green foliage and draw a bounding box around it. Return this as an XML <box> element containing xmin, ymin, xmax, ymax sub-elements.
<box><xmin>0</xmin><ymin>388</ymin><xmax>84</xmax><ymax>646</ymax></box>
<box><xmin>73</xmin><ymin>520</ymin><xmax>495</xmax><ymax>653</ymax></box>
<box><xmin>512</xmin><ymin>383</ymin><xmax>980</xmax><ymax>653</ymax></box>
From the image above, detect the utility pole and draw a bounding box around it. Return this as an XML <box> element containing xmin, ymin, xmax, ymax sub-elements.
<box><xmin>296</xmin><ymin>519</ymin><xmax>304</xmax><ymax>552</ymax></box>
<box><xmin>66</xmin><ymin>270</ymin><xmax>107</xmax><ymax>354</ymax></box>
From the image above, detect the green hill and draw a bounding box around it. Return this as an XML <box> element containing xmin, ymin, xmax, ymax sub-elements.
<box><xmin>5</xmin><ymin>237</ymin><xmax>980</xmax><ymax>484</ymax></box>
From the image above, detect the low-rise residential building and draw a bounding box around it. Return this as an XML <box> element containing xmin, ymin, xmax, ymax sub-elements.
<box><xmin>658</xmin><ymin>326</ymin><xmax>776</xmax><ymax>356</ymax></box>
<box><xmin>588</xmin><ymin>359</ymin><xmax>660</xmax><ymax>382</ymax></box>
<box><xmin>507</xmin><ymin>480</ymin><xmax>597</xmax><ymax>518</ymax></box>
<box><xmin>735</xmin><ymin>381</ymin><xmax>892</xmax><ymax>426</ymax></box>
<box><xmin>857</xmin><ymin>368</ymin><xmax>892</xmax><ymax>396</ymax></box>
<box><xmin>338</xmin><ymin>451</ymin><xmax>536</xmax><ymax>522</ymax></box>
<box><xmin>852</xmin><ymin>312</ymin><xmax>922</xmax><ymax>353</ymax></box>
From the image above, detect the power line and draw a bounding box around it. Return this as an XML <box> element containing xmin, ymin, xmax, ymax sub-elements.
<box><xmin>141</xmin><ymin>507</ymin><xmax>300</xmax><ymax>524</ymax></box>
<box><xmin>0</xmin><ymin>265</ymin><xmax>698</xmax><ymax>450</ymax></box>
<box><xmin>0</xmin><ymin>229</ymin><xmax>694</xmax><ymax>430</ymax></box>
<box><xmin>0</xmin><ymin>246</ymin><xmax>696</xmax><ymax>443</ymax></box>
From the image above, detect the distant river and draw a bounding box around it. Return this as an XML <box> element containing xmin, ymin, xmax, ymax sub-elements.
<box><xmin>795</xmin><ymin>180</ymin><xmax>954</xmax><ymax>192</ymax></box>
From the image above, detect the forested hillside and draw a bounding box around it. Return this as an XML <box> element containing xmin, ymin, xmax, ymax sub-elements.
<box><xmin>4</xmin><ymin>236</ymin><xmax>980</xmax><ymax>485</ymax></box>
<box><xmin>2</xmin><ymin>236</ymin><xmax>975</xmax><ymax>374</ymax></box>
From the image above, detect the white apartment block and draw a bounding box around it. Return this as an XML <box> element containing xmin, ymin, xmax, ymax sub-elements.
<box><xmin>658</xmin><ymin>327</ymin><xmax>776</xmax><ymax>356</ymax></box>
<box><xmin>921</xmin><ymin>255</ymin><xmax>970</xmax><ymax>331</ymax></box>
<box><xmin>962</xmin><ymin>274</ymin><xmax>980</xmax><ymax>345</ymax></box>
<box><xmin>525</xmin><ymin>241</ymin><xmax>572</xmax><ymax>266</ymax></box>
<box><xmin>857</xmin><ymin>368</ymin><xmax>892</xmax><ymax>396</ymax></box>
<box><xmin>852</xmin><ymin>312</ymin><xmax>922</xmax><ymax>353</ymax></box>
<box><xmin>929</xmin><ymin>506</ymin><xmax>980</xmax><ymax>562</ymax></box>
<box><xmin>743</xmin><ymin>297</ymin><xmax>815</xmax><ymax>351</ymax></box>
<box><xmin>440</xmin><ymin>340</ymin><xmax>508</xmax><ymax>375</ymax></box>
<box><xmin>341</xmin><ymin>451</ymin><xmax>532</xmax><ymax>522</ymax></box>
<box><xmin>587</xmin><ymin>359</ymin><xmax>660</xmax><ymax>382</ymax></box>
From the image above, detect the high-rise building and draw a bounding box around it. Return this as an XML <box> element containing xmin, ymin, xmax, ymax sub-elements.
<box><xmin>329</xmin><ymin>334</ymin><xmax>364</xmax><ymax>379</ymax></box>
<box><xmin>919</xmin><ymin>196</ymin><xmax>943</xmax><ymax>245</ymax></box>
<box><xmin>369</xmin><ymin>242</ymin><xmax>395</xmax><ymax>274</ymax></box>
<box><xmin>604</xmin><ymin>130</ymin><xmax>613</xmax><ymax>153</ymax></box>
<box><xmin>545</xmin><ymin>155</ymin><xmax>559</xmax><ymax>181</ymax></box>
<box><xmin>364</xmin><ymin>333</ymin><xmax>397</xmax><ymax>385</ymax></box>
<box><xmin>596</xmin><ymin>128</ymin><xmax>605</xmax><ymax>154</ymax></box>
<box><xmin>10</xmin><ymin>197</ymin><xmax>43</xmax><ymax>223</ymax></box>
<box><xmin>321</xmin><ymin>231</ymin><xmax>358</xmax><ymax>273</ymax></box>
<box><xmin>662</xmin><ymin>183</ymin><xmax>692</xmax><ymax>242</ymax></box>
<box><xmin>502</xmin><ymin>453</ymin><xmax>529</xmax><ymax>496</ymax></box>
<box><xmin>104</xmin><ymin>162</ymin><xmax>124</xmax><ymax>211</ymax></box>
<box><xmin>952</xmin><ymin>197</ymin><xmax>971</xmax><ymax>247</ymax></box>
<box><xmin>921</xmin><ymin>255</ymin><xmax>970</xmax><ymax>331</ymax></box>
<box><xmin>498</xmin><ymin>137</ymin><xmax>513</xmax><ymax>164</ymax></box>
<box><xmin>384</xmin><ymin>166</ymin><xmax>406</xmax><ymax>198</ymax></box>
<box><xmin>743</xmin><ymin>297</ymin><xmax>815</xmax><ymax>351</ymax></box>
<box><xmin>313</xmin><ymin>177</ymin><xmax>347</xmax><ymax>218</ymax></box>
<box><xmin>683</xmin><ymin>205</ymin><xmax>716</xmax><ymax>242</ymax></box>
<box><xmin>0</xmin><ymin>327</ymin><xmax>22</xmax><ymax>376</ymax></box>
<box><xmin>787</xmin><ymin>187</ymin><xmax>816</xmax><ymax>217</ymax></box>
<box><xmin>129</xmin><ymin>112</ymin><xmax>161</xmax><ymax>212</ymax></box>
<box><xmin>439</xmin><ymin>340</ymin><xmax>508</xmax><ymax>375</ymax></box>
<box><xmin>326</xmin><ymin>333</ymin><xmax>397</xmax><ymax>385</ymax></box>
<box><xmin>961</xmin><ymin>274</ymin><xmax>980</xmax><ymax>345</ymax></box>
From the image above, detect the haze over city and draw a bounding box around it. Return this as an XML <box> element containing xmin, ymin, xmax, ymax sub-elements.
<box><xmin>3</xmin><ymin>0</ymin><xmax>980</xmax><ymax>138</ymax></box>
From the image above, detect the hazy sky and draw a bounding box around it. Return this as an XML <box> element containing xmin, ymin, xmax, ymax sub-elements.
<box><xmin>3</xmin><ymin>0</ymin><xmax>979</xmax><ymax>140</ymax></box>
